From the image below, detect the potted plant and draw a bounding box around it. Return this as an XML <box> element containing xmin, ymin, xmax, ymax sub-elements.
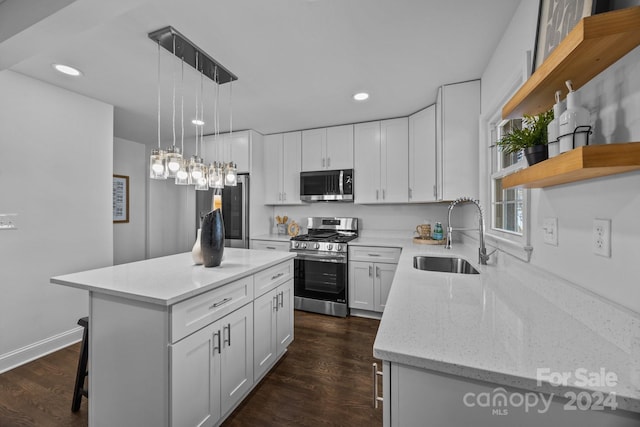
<box><xmin>497</xmin><ymin>110</ymin><xmax>554</xmax><ymax>166</ymax></box>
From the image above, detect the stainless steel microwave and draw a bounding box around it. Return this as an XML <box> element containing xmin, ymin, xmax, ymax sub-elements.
<box><xmin>300</xmin><ymin>169</ymin><xmax>353</xmax><ymax>202</ymax></box>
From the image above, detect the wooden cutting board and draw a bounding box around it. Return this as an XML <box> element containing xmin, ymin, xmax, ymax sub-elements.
<box><xmin>413</xmin><ymin>237</ymin><xmax>446</xmax><ymax>245</ymax></box>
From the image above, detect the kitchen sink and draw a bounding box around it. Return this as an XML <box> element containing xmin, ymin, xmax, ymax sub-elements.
<box><xmin>413</xmin><ymin>256</ymin><xmax>479</xmax><ymax>275</ymax></box>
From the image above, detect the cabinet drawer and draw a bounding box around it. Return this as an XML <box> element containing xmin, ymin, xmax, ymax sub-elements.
<box><xmin>254</xmin><ymin>260</ymin><xmax>293</xmax><ymax>298</ymax></box>
<box><xmin>251</xmin><ymin>240</ymin><xmax>290</xmax><ymax>252</ymax></box>
<box><xmin>349</xmin><ymin>246</ymin><xmax>401</xmax><ymax>263</ymax></box>
<box><xmin>171</xmin><ymin>276</ymin><xmax>254</xmax><ymax>343</ymax></box>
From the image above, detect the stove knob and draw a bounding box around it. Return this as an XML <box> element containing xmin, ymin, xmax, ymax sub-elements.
<box><xmin>327</xmin><ymin>244</ymin><xmax>333</xmax><ymax>251</ymax></box>
<box><xmin>314</xmin><ymin>243</ymin><xmax>320</xmax><ymax>250</ymax></box>
<box><xmin>336</xmin><ymin>244</ymin><xmax>342</xmax><ymax>252</ymax></box>
<box><xmin>294</xmin><ymin>242</ymin><xmax>299</xmax><ymax>248</ymax></box>
<box><xmin>302</xmin><ymin>243</ymin><xmax>307</xmax><ymax>249</ymax></box>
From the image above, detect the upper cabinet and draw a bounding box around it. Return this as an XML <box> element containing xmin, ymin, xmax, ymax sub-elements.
<box><xmin>263</xmin><ymin>132</ymin><xmax>304</xmax><ymax>205</ymax></box>
<box><xmin>301</xmin><ymin>124</ymin><xmax>354</xmax><ymax>171</ymax></box>
<box><xmin>408</xmin><ymin>105</ymin><xmax>437</xmax><ymax>202</ymax></box>
<box><xmin>354</xmin><ymin>118</ymin><xmax>409</xmax><ymax>204</ymax></box>
<box><xmin>203</xmin><ymin>130</ymin><xmax>254</xmax><ymax>174</ymax></box>
<box><xmin>436</xmin><ymin>80</ymin><xmax>480</xmax><ymax>201</ymax></box>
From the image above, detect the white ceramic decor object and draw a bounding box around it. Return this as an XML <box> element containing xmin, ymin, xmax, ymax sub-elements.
<box><xmin>191</xmin><ymin>228</ymin><xmax>203</xmax><ymax>265</ymax></box>
<box><xmin>558</xmin><ymin>80</ymin><xmax>590</xmax><ymax>153</ymax></box>
<box><xmin>547</xmin><ymin>90</ymin><xmax>564</xmax><ymax>158</ymax></box>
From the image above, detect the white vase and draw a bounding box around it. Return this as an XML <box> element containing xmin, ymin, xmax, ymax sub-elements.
<box><xmin>192</xmin><ymin>228</ymin><xmax>203</xmax><ymax>265</ymax></box>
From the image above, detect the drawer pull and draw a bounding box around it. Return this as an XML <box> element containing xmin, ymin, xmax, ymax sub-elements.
<box><xmin>266</xmin><ymin>246</ymin><xmax>276</xmax><ymax>250</ymax></box>
<box><xmin>372</xmin><ymin>363</ymin><xmax>383</xmax><ymax>408</ymax></box>
<box><xmin>368</xmin><ymin>253</ymin><xmax>381</xmax><ymax>257</ymax></box>
<box><xmin>210</xmin><ymin>297</ymin><xmax>232</xmax><ymax>309</ymax></box>
<box><xmin>271</xmin><ymin>272</ymin><xmax>285</xmax><ymax>281</ymax></box>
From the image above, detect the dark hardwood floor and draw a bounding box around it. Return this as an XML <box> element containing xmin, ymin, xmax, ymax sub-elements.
<box><xmin>0</xmin><ymin>310</ymin><xmax>382</xmax><ymax>427</ymax></box>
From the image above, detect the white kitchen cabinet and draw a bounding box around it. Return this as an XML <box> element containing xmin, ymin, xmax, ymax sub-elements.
<box><xmin>253</xmin><ymin>279</ymin><xmax>293</xmax><ymax>381</ymax></box>
<box><xmin>170</xmin><ymin>302</ymin><xmax>253</xmax><ymax>427</ymax></box>
<box><xmin>250</xmin><ymin>239</ymin><xmax>290</xmax><ymax>252</ymax></box>
<box><xmin>354</xmin><ymin>118</ymin><xmax>408</xmax><ymax>204</ymax></box>
<box><xmin>436</xmin><ymin>80</ymin><xmax>480</xmax><ymax>201</ymax></box>
<box><xmin>349</xmin><ymin>246</ymin><xmax>400</xmax><ymax>313</ymax></box>
<box><xmin>409</xmin><ymin>105</ymin><xmax>437</xmax><ymax>202</ymax></box>
<box><xmin>301</xmin><ymin>124</ymin><xmax>354</xmax><ymax>171</ymax></box>
<box><xmin>263</xmin><ymin>132</ymin><xmax>303</xmax><ymax>205</ymax></box>
<box><xmin>202</xmin><ymin>130</ymin><xmax>252</xmax><ymax>174</ymax></box>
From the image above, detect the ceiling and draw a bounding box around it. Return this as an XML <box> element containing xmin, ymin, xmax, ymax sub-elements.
<box><xmin>1</xmin><ymin>0</ymin><xmax>521</xmax><ymax>147</ymax></box>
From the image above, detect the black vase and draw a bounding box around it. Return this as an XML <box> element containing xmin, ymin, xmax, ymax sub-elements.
<box><xmin>524</xmin><ymin>145</ymin><xmax>548</xmax><ymax>166</ymax></box>
<box><xmin>201</xmin><ymin>209</ymin><xmax>225</xmax><ymax>268</ymax></box>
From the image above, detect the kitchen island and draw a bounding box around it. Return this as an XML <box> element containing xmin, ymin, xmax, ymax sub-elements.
<box><xmin>364</xmin><ymin>238</ymin><xmax>640</xmax><ymax>426</ymax></box>
<box><xmin>51</xmin><ymin>248</ymin><xmax>296</xmax><ymax>427</ymax></box>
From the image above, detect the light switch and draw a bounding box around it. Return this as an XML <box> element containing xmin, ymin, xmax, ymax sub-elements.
<box><xmin>543</xmin><ymin>217</ymin><xmax>558</xmax><ymax>246</ymax></box>
<box><xmin>0</xmin><ymin>213</ymin><xmax>18</xmax><ymax>230</ymax></box>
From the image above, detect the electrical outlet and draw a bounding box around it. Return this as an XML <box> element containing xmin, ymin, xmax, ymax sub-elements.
<box><xmin>0</xmin><ymin>213</ymin><xmax>18</xmax><ymax>230</ymax></box>
<box><xmin>593</xmin><ymin>218</ymin><xmax>611</xmax><ymax>257</ymax></box>
<box><xmin>543</xmin><ymin>217</ymin><xmax>558</xmax><ymax>246</ymax></box>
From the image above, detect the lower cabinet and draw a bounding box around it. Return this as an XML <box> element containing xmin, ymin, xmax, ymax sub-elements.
<box><xmin>253</xmin><ymin>279</ymin><xmax>294</xmax><ymax>381</ymax></box>
<box><xmin>170</xmin><ymin>303</ymin><xmax>254</xmax><ymax>427</ymax></box>
<box><xmin>349</xmin><ymin>246</ymin><xmax>401</xmax><ymax>313</ymax></box>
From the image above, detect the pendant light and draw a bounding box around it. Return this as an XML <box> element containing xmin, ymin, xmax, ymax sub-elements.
<box><xmin>165</xmin><ymin>34</ymin><xmax>182</xmax><ymax>178</ymax></box>
<box><xmin>175</xmin><ymin>55</ymin><xmax>189</xmax><ymax>185</ymax></box>
<box><xmin>195</xmin><ymin>63</ymin><xmax>209</xmax><ymax>191</ymax></box>
<box><xmin>189</xmin><ymin>52</ymin><xmax>206</xmax><ymax>187</ymax></box>
<box><xmin>224</xmin><ymin>80</ymin><xmax>237</xmax><ymax>186</ymax></box>
<box><xmin>150</xmin><ymin>40</ymin><xmax>167</xmax><ymax>180</ymax></box>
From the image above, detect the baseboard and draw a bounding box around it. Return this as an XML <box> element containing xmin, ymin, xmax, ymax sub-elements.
<box><xmin>0</xmin><ymin>327</ymin><xmax>83</xmax><ymax>374</ymax></box>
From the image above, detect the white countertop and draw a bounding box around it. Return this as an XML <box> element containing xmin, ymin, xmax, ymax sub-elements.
<box><xmin>370</xmin><ymin>237</ymin><xmax>640</xmax><ymax>413</ymax></box>
<box><xmin>251</xmin><ymin>233</ymin><xmax>292</xmax><ymax>242</ymax></box>
<box><xmin>51</xmin><ymin>248</ymin><xmax>296</xmax><ymax>306</ymax></box>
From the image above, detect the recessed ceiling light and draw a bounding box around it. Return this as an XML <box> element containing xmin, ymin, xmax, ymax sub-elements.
<box><xmin>52</xmin><ymin>64</ymin><xmax>83</xmax><ymax>77</ymax></box>
<box><xmin>192</xmin><ymin>119</ymin><xmax>205</xmax><ymax>126</ymax></box>
<box><xmin>353</xmin><ymin>92</ymin><xmax>369</xmax><ymax>101</ymax></box>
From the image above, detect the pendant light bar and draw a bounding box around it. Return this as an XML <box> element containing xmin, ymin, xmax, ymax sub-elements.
<box><xmin>148</xmin><ymin>26</ymin><xmax>237</xmax><ymax>85</ymax></box>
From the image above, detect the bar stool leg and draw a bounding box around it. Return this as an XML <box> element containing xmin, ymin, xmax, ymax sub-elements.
<box><xmin>71</xmin><ymin>317</ymin><xmax>89</xmax><ymax>412</ymax></box>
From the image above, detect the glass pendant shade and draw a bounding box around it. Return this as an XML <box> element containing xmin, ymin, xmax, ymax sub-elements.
<box><xmin>165</xmin><ymin>146</ymin><xmax>182</xmax><ymax>178</ymax></box>
<box><xmin>175</xmin><ymin>159</ymin><xmax>190</xmax><ymax>185</ymax></box>
<box><xmin>188</xmin><ymin>156</ymin><xmax>205</xmax><ymax>185</ymax></box>
<box><xmin>224</xmin><ymin>162</ymin><xmax>237</xmax><ymax>186</ymax></box>
<box><xmin>149</xmin><ymin>149</ymin><xmax>167</xmax><ymax>179</ymax></box>
<box><xmin>195</xmin><ymin>168</ymin><xmax>209</xmax><ymax>191</ymax></box>
<box><xmin>208</xmin><ymin>162</ymin><xmax>224</xmax><ymax>189</ymax></box>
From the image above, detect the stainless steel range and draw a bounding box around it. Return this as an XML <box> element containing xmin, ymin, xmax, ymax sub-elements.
<box><xmin>290</xmin><ymin>217</ymin><xmax>358</xmax><ymax>317</ymax></box>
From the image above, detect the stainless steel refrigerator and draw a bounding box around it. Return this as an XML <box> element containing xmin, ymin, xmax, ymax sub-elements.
<box><xmin>195</xmin><ymin>174</ymin><xmax>249</xmax><ymax>248</ymax></box>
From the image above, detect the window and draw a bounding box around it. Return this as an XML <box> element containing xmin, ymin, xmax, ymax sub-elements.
<box><xmin>490</xmin><ymin>118</ymin><xmax>525</xmax><ymax>236</ymax></box>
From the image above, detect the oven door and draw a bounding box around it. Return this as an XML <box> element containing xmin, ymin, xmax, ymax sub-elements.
<box><xmin>294</xmin><ymin>252</ymin><xmax>347</xmax><ymax>303</ymax></box>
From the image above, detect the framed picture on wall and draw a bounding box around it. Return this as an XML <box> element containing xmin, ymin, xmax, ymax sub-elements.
<box><xmin>113</xmin><ymin>175</ymin><xmax>129</xmax><ymax>223</ymax></box>
<box><xmin>532</xmin><ymin>0</ymin><xmax>611</xmax><ymax>73</ymax></box>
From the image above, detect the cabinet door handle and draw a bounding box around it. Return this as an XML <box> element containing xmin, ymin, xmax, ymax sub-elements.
<box><xmin>433</xmin><ymin>185</ymin><xmax>437</xmax><ymax>198</ymax></box>
<box><xmin>210</xmin><ymin>297</ymin><xmax>232</xmax><ymax>309</ymax></box>
<box><xmin>271</xmin><ymin>272</ymin><xmax>284</xmax><ymax>281</ymax></box>
<box><xmin>278</xmin><ymin>192</ymin><xmax>282</xmax><ymax>201</ymax></box>
<box><xmin>283</xmin><ymin>192</ymin><xmax>287</xmax><ymax>201</ymax></box>
<box><xmin>409</xmin><ymin>187</ymin><xmax>412</xmax><ymax>199</ymax></box>
<box><xmin>273</xmin><ymin>295</ymin><xmax>279</xmax><ymax>312</ymax></box>
<box><xmin>322</xmin><ymin>158</ymin><xmax>326</xmax><ymax>168</ymax></box>
<box><xmin>376</xmin><ymin>266</ymin><xmax>380</xmax><ymax>278</ymax></box>
<box><xmin>279</xmin><ymin>291</ymin><xmax>284</xmax><ymax>308</ymax></box>
<box><xmin>213</xmin><ymin>331</ymin><xmax>221</xmax><ymax>355</ymax></box>
<box><xmin>376</xmin><ymin>190</ymin><xmax>379</xmax><ymax>200</ymax></box>
<box><xmin>372</xmin><ymin>363</ymin><xmax>384</xmax><ymax>409</ymax></box>
<box><xmin>327</xmin><ymin>157</ymin><xmax>331</xmax><ymax>168</ymax></box>
<box><xmin>369</xmin><ymin>265</ymin><xmax>373</xmax><ymax>277</ymax></box>
<box><xmin>224</xmin><ymin>323</ymin><xmax>231</xmax><ymax>347</ymax></box>
<box><xmin>382</xmin><ymin>189</ymin><xmax>386</xmax><ymax>200</ymax></box>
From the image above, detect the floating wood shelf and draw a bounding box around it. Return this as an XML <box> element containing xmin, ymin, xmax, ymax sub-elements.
<box><xmin>502</xmin><ymin>6</ymin><xmax>640</xmax><ymax>119</ymax></box>
<box><xmin>502</xmin><ymin>142</ymin><xmax>640</xmax><ymax>188</ymax></box>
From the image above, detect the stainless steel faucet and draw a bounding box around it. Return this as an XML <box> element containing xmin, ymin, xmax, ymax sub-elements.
<box><xmin>445</xmin><ymin>197</ymin><xmax>490</xmax><ymax>265</ymax></box>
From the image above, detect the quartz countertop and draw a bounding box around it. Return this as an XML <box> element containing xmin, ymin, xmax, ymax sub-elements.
<box><xmin>251</xmin><ymin>233</ymin><xmax>292</xmax><ymax>242</ymax></box>
<box><xmin>51</xmin><ymin>248</ymin><xmax>296</xmax><ymax>306</ymax></box>
<box><xmin>370</xmin><ymin>237</ymin><xmax>640</xmax><ymax>413</ymax></box>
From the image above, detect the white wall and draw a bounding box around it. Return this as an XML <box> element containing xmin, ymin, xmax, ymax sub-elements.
<box><xmin>113</xmin><ymin>137</ymin><xmax>146</xmax><ymax>264</ymax></box>
<box><xmin>480</xmin><ymin>0</ymin><xmax>640</xmax><ymax>313</ymax></box>
<box><xmin>0</xmin><ymin>70</ymin><xmax>113</xmax><ymax>372</ymax></box>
